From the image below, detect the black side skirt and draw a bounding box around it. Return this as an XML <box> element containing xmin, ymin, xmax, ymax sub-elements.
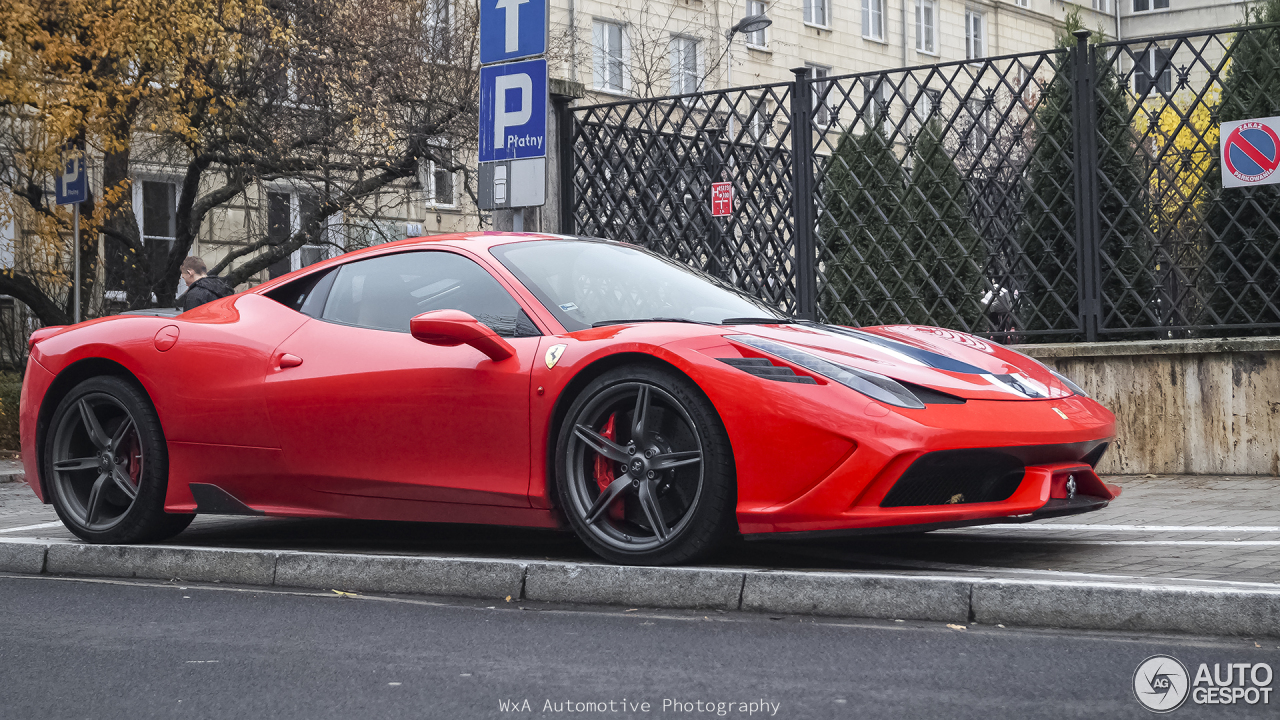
<box><xmin>188</xmin><ymin>483</ymin><xmax>264</xmax><ymax>516</ymax></box>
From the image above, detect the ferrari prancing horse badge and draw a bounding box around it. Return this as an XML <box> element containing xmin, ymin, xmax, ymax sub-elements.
<box><xmin>545</xmin><ymin>344</ymin><xmax>567</xmax><ymax>369</ymax></box>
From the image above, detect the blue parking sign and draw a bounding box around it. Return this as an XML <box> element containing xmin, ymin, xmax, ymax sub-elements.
<box><xmin>56</xmin><ymin>142</ymin><xmax>87</xmax><ymax>205</ymax></box>
<box><xmin>479</xmin><ymin>59</ymin><xmax>547</xmax><ymax>163</ymax></box>
<box><xmin>479</xmin><ymin>0</ymin><xmax>546</xmax><ymax>65</ymax></box>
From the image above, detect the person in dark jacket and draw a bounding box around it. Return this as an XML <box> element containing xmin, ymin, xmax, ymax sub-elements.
<box><xmin>178</xmin><ymin>257</ymin><xmax>235</xmax><ymax>311</ymax></box>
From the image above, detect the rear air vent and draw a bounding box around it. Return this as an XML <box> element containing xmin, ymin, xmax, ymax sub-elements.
<box><xmin>719</xmin><ymin>357</ymin><xmax>818</xmax><ymax>384</ymax></box>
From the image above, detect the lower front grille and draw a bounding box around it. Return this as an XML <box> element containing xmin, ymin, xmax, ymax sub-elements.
<box><xmin>880</xmin><ymin>449</ymin><xmax>1026</xmax><ymax>507</ymax></box>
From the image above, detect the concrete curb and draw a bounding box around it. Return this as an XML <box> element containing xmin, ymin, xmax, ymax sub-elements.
<box><xmin>2</xmin><ymin>539</ymin><xmax>1278</xmax><ymax>637</ymax></box>
<box><xmin>741</xmin><ymin>571</ymin><xmax>972</xmax><ymax>622</ymax></box>
<box><xmin>525</xmin><ymin>563</ymin><xmax>743</xmax><ymax>610</ymax></box>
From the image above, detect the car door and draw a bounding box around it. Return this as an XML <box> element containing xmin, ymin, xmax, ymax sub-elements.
<box><xmin>263</xmin><ymin>249</ymin><xmax>543</xmax><ymax>508</ymax></box>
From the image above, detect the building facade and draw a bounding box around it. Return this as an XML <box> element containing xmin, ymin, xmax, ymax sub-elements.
<box><xmin>0</xmin><ymin>0</ymin><xmax>1256</xmax><ymax>312</ymax></box>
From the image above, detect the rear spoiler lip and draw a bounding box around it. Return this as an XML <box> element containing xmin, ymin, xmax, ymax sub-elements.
<box><xmin>28</xmin><ymin>325</ymin><xmax>68</xmax><ymax>350</ymax></box>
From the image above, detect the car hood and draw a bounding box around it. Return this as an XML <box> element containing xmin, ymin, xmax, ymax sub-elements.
<box><xmin>727</xmin><ymin>323</ymin><xmax>1073</xmax><ymax>401</ymax></box>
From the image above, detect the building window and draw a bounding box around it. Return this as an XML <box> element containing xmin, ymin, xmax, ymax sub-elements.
<box><xmin>966</xmin><ymin>98</ymin><xmax>990</xmax><ymax>154</ymax></box>
<box><xmin>425</xmin><ymin>0</ymin><xmax>454</xmax><ymax>46</ymax></box>
<box><xmin>142</xmin><ymin>179</ymin><xmax>177</xmax><ymax>288</ymax></box>
<box><xmin>669</xmin><ymin>36</ymin><xmax>701</xmax><ymax>95</ymax></box>
<box><xmin>750</xmin><ymin>101</ymin><xmax>772</xmax><ymax>141</ymax></box>
<box><xmin>1134</xmin><ymin>46</ymin><xmax>1173</xmax><ymax>95</ymax></box>
<box><xmin>1092</xmin><ymin>0</ymin><xmax>1109</xmax><ymax>12</ymax></box>
<box><xmin>266</xmin><ymin>191</ymin><xmax>325</xmax><ymax>280</ymax></box>
<box><xmin>915</xmin><ymin>0</ymin><xmax>937</xmax><ymax>54</ymax></box>
<box><xmin>592</xmin><ymin>20</ymin><xmax>627</xmax><ymax>93</ymax></box>
<box><xmin>804</xmin><ymin>0</ymin><xmax>828</xmax><ymax>27</ymax></box>
<box><xmin>808</xmin><ymin>64</ymin><xmax>832</xmax><ymax>126</ymax></box>
<box><xmin>141</xmin><ymin>181</ymin><xmax>177</xmax><ymax>256</ymax></box>
<box><xmin>914</xmin><ymin>87</ymin><xmax>941</xmax><ymax>123</ymax></box>
<box><xmin>423</xmin><ymin>148</ymin><xmax>456</xmax><ymax>207</ymax></box>
<box><xmin>745</xmin><ymin>0</ymin><xmax>768</xmax><ymax>47</ymax></box>
<box><xmin>864</xmin><ymin>78</ymin><xmax>892</xmax><ymax>135</ymax></box>
<box><xmin>862</xmin><ymin>0</ymin><xmax>884</xmax><ymax>40</ymax></box>
<box><xmin>1015</xmin><ymin>0</ymin><xmax>1029</xmax><ymax>7</ymax></box>
<box><xmin>965</xmin><ymin>10</ymin><xmax>985</xmax><ymax>60</ymax></box>
<box><xmin>1133</xmin><ymin>0</ymin><xmax>1169</xmax><ymax>11</ymax></box>
<box><xmin>107</xmin><ymin>179</ymin><xmax>178</xmax><ymax>296</ymax></box>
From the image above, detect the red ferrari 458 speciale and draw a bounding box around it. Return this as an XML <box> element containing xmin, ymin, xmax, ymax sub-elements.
<box><xmin>20</xmin><ymin>233</ymin><xmax>1119</xmax><ymax>564</ymax></box>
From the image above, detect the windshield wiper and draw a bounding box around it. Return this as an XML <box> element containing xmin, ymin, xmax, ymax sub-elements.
<box><xmin>591</xmin><ymin>317</ymin><xmax>713</xmax><ymax>328</ymax></box>
<box><xmin>719</xmin><ymin>317</ymin><xmax>795</xmax><ymax>325</ymax></box>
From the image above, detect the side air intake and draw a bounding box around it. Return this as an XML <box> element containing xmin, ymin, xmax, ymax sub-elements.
<box><xmin>718</xmin><ymin>357</ymin><xmax>817</xmax><ymax>384</ymax></box>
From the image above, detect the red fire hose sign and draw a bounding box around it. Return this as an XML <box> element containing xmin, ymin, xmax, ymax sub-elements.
<box><xmin>1221</xmin><ymin>117</ymin><xmax>1280</xmax><ymax>188</ymax></box>
<box><xmin>711</xmin><ymin>182</ymin><xmax>733</xmax><ymax>217</ymax></box>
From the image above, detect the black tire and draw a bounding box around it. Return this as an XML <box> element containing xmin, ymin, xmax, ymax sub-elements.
<box><xmin>44</xmin><ymin>375</ymin><xmax>193</xmax><ymax>543</ymax></box>
<box><xmin>555</xmin><ymin>364</ymin><xmax>736</xmax><ymax>565</ymax></box>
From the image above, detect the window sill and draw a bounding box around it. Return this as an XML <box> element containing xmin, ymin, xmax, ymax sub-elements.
<box><xmin>803</xmin><ymin>22</ymin><xmax>831</xmax><ymax>32</ymax></box>
<box><xmin>863</xmin><ymin>35</ymin><xmax>888</xmax><ymax>45</ymax></box>
<box><xmin>746</xmin><ymin>43</ymin><xmax>771</xmax><ymax>53</ymax></box>
<box><xmin>916</xmin><ymin>47</ymin><xmax>939</xmax><ymax>57</ymax></box>
<box><xmin>591</xmin><ymin>86</ymin><xmax>632</xmax><ymax>99</ymax></box>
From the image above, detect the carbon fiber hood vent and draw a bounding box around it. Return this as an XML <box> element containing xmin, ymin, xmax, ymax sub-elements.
<box><xmin>718</xmin><ymin>357</ymin><xmax>817</xmax><ymax>384</ymax></box>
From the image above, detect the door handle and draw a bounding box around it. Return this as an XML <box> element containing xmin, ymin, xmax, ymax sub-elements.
<box><xmin>278</xmin><ymin>353</ymin><xmax>304</xmax><ymax>369</ymax></box>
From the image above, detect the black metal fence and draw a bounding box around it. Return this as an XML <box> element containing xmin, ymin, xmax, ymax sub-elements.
<box><xmin>563</xmin><ymin>24</ymin><xmax>1280</xmax><ymax>342</ymax></box>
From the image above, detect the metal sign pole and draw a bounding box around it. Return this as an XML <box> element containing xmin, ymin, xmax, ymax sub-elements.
<box><xmin>73</xmin><ymin>203</ymin><xmax>80</xmax><ymax>323</ymax></box>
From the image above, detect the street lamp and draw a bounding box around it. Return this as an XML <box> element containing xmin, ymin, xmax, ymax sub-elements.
<box><xmin>722</xmin><ymin>10</ymin><xmax>772</xmax><ymax>138</ymax></box>
<box><xmin>727</xmin><ymin>14</ymin><xmax>772</xmax><ymax>40</ymax></box>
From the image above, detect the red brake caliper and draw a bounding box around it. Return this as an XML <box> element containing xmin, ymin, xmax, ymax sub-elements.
<box><xmin>592</xmin><ymin>413</ymin><xmax>626</xmax><ymax>521</ymax></box>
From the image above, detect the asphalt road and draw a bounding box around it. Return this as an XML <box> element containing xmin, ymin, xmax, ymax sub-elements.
<box><xmin>1</xmin><ymin>576</ymin><xmax>1275</xmax><ymax>720</ymax></box>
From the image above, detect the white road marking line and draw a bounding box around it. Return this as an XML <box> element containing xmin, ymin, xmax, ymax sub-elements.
<box><xmin>938</xmin><ymin>537</ymin><xmax>1280</xmax><ymax>546</ymax></box>
<box><xmin>951</xmin><ymin>523</ymin><xmax>1280</xmax><ymax>532</ymax></box>
<box><xmin>0</xmin><ymin>521</ymin><xmax>63</xmax><ymax>534</ymax></box>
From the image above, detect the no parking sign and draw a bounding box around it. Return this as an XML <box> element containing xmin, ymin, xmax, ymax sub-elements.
<box><xmin>1221</xmin><ymin>116</ymin><xmax>1280</xmax><ymax>188</ymax></box>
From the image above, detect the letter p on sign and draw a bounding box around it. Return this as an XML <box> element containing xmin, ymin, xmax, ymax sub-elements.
<box><xmin>478</xmin><ymin>59</ymin><xmax>547</xmax><ymax>163</ymax></box>
<box><xmin>494</xmin><ymin>74</ymin><xmax>532</xmax><ymax>149</ymax></box>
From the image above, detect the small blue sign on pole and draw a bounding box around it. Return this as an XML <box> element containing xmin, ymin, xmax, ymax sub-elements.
<box><xmin>479</xmin><ymin>0</ymin><xmax>547</xmax><ymax>65</ymax></box>
<box><xmin>478</xmin><ymin>59</ymin><xmax>548</xmax><ymax>163</ymax></box>
<box><xmin>56</xmin><ymin>142</ymin><xmax>88</xmax><ymax>205</ymax></box>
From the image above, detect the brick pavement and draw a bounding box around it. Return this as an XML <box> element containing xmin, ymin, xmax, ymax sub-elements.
<box><xmin>2</xmin><ymin>473</ymin><xmax>1276</xmax><ymax>588</ymax></box>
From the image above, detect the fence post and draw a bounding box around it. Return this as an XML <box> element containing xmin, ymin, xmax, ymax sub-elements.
<box><xmin>1070</xmin><ymin>30</ymin><xmax>1102</xmax><ymax>341</ymax></box>
<box><xmin>553</xmin><ymin>93</ymin><xmax>576</xmax><ymax>235</ymax></box>
<box><xmin>789</xmin><ymin>67</ymin><xmax>817</xmax><ymax>321</ymax></box>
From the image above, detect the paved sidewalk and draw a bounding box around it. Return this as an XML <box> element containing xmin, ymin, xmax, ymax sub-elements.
<box><xmin>3</xmin><ymin>473</ymin><xmax>1277</xmax><ymax>588</ymax></box>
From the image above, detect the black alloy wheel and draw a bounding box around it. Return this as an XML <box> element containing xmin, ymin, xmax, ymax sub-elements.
<box><xmin>556</xmin><ymin>365</ymin><xmax>736</xmax><ymax>565</ymax></box>
<box><xmin>45</xmin><ymin>376</ymin><xmax>193</xmax><ymax>543</ymax></box>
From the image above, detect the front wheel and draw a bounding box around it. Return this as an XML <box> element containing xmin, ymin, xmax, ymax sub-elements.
<box><xmin>555</xmin><ymin>365</ymin><xmax>736</xmax><ymax>565</ymax></box>
<box><xmin>44</xmin><ymin>376</ymin><xmax>193</xmax><ymax>543</ymax></box>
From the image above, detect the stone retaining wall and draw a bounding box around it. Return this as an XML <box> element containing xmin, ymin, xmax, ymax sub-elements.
<box><xmin>1021</xmin><ymin>337</ymin><xmax>1280</xmax><ymax>476</ymax></box>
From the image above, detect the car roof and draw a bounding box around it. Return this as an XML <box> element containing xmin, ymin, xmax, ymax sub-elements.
<box><xmin>246</xmin><ymin>232</ymin><xmax>585</xmax><ymax>296</ymax></box>
<box><xmin>376</xmin><ymin>231</ymin><xmax>575</xmax><ymax>253</ymax></box>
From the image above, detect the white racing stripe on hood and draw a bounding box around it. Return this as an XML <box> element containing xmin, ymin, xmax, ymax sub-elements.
<box><xmin>980</xmin><ymin>372</ymin><xmax>1050</xmax><ymax>399</ymax></box>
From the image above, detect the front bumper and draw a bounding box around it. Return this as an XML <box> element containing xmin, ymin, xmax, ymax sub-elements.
<box><xmin>743</xmin><ymin>492</ymin><xmax>1113</xmax><ymax>541</ymax></box>
<box><xmin>738</xmin><ymin>450</ymin><xmax>1121</xmax><ymax>536</ymax></box>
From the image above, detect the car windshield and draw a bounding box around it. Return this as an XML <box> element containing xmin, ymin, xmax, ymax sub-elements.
<box><xmin>491</xmin><ymin>239</ymin><xmax>786</xmax><ymax>331</ymax></box>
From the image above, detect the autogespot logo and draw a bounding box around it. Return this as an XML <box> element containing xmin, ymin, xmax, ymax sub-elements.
<box><xmin>1134</xmin><ymin>655</ymin><xmax>1190</xmax><ymax>713</ymax></box>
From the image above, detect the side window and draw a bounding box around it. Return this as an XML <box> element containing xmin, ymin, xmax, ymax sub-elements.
<box><xmin>264</xmin><ymin>267</ymin><xmax>338</xmax><ymax>317</ymax></box>
<box><xmin>320</xmin><ymin>251</ymin><xmax>540</xmax><ymax>338</ymax></box>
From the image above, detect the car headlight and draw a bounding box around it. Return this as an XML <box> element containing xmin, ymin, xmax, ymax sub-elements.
<box><xmin>726</xmin><ymin>335</ymin><xmax>926</xmax><ymax>409</ymax></box>
<box><xmin>1050</xmin><ymin>369</ymin><xmax>1088</xmax><ymax>398</ymax></box>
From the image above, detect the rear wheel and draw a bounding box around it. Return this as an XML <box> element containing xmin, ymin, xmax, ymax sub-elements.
<box><xmin>555</xmin><ymin>365</ymin><xmax>736</xmax><ymax>565</ymax></box>
<box><xmin>44</xmin><ymin>376</ymin><xmax>193</xmax><ymax>543</ymax></box>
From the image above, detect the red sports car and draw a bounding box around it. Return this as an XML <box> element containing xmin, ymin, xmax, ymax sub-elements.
<box><xmin>20</xmin><ymin>233</ymin><xmax>1119</xmax><ymax>565</ymax></box>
